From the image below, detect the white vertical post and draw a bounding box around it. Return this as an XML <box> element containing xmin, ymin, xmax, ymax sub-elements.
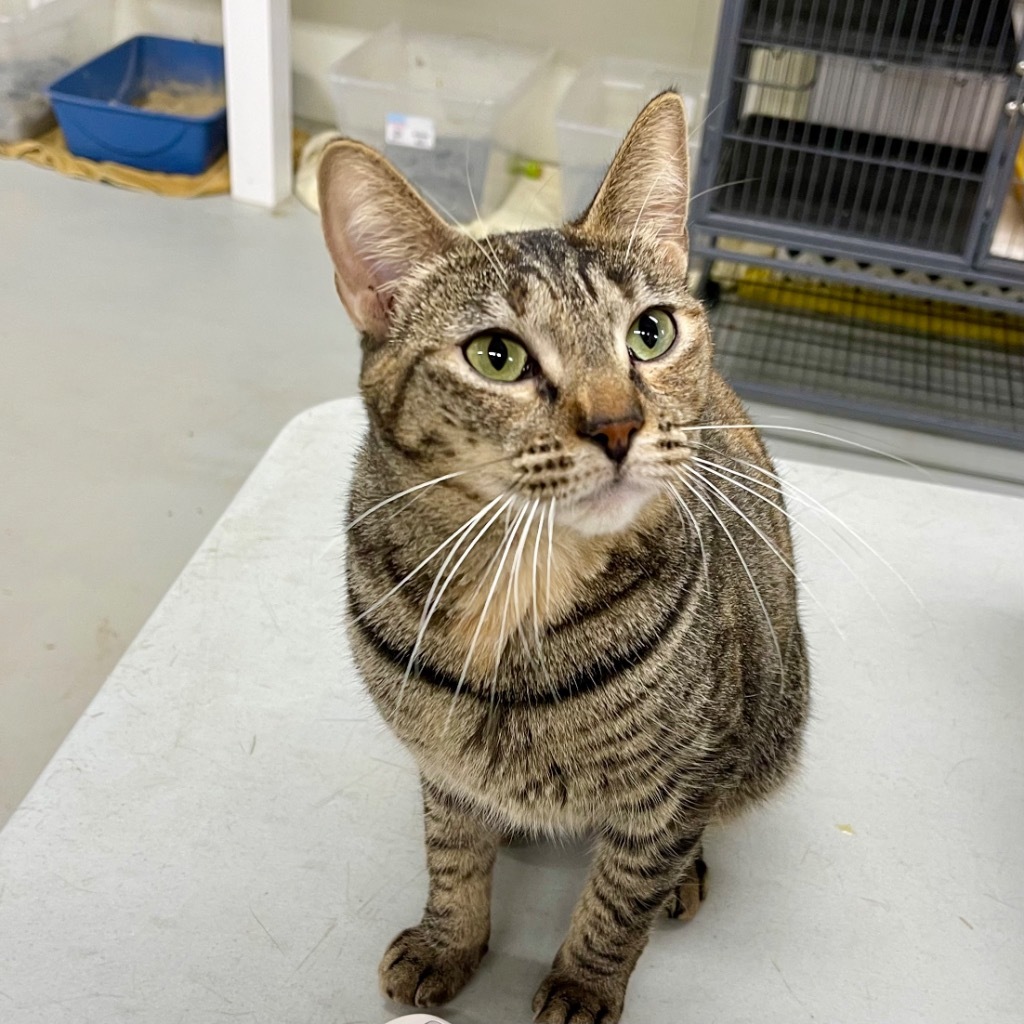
<box><xmin>222</xmin><ymin>0</ymin><xmax>293</xmax><ymax>207</ymax></box>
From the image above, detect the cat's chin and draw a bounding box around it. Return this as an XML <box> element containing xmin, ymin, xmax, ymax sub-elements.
<box><xmin>560</xmin><ymin>480</ymin><xmax>658</xmax><ymax>537</ymax></box>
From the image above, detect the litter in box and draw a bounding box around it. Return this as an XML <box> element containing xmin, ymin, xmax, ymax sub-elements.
<box><xmin>130</xmin><ymin>83</ymin><xmax>225</xmax><ymax>118</ymax></box>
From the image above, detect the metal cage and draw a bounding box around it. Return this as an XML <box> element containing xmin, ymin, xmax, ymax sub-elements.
<box><xmin>691</xmin><ymin>0</ymin><xmax>1024</xmax><ymax>448</ymax></box>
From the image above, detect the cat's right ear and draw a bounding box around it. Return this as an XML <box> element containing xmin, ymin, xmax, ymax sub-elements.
<box><xmin>576</xmin><ymin>91</ymin><xmax>691</xmax><ymax>272</ymax></box>
<box><xmin>318</xmin><ymin>140</ymin><xmax>458</xmax><ymax>339</ymax></box>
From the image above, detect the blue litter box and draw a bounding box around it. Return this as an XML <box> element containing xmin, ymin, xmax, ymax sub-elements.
<box><xmin>48</xmin><ymin>35</ymin><xmax>227</xmax><ymax>175</ymax></box>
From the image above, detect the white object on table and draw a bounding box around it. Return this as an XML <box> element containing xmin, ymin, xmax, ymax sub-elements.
<box><xmin>386</xmin><ymin>1016</ymin><xmax>452</xmax><ymax>1024</ymax></box>
<box><xmin>222</xmin><ymin>0</ymin><xmax>292</xmax><ymax>207</ymax></box>
<box><xmin>0</xmin><ymin>398</ymin><xmax>1021</xmax><ymax>1023</ymax></box>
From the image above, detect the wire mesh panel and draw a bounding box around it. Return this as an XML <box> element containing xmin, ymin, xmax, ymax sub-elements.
<box><xmin>709</xmin><ymin>271</ymin><xmax>1024</xmax><ymax>447</ymax></box>
<box><xmin>736</xmin><ymin>0</ymin><xmax>1019</xmax><ymax>69</ymax></box>
<box><xmin>708</xmin><ymin>0</ymin><xmax>1019</xmax><ymax>258</ymax></box>
<box><xmin>714</xmin><ymin>122</ymin><xmax>987</xmax><ymax>253</ymax></box>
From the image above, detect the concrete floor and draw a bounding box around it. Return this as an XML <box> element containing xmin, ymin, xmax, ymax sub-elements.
<box><xmin>2</xmin><ymin>156</ymin><xmax>1023</xmax><ymax>829</ymax></box>
<box><xmin>0</xmin><ymin>160</ymin><xmax>359</xmax><ymax>824</ymax></box>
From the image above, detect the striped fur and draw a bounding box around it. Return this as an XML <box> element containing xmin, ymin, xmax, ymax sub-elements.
<box><xmin>319</xmin><ymin>93</ymin><xmax>810</xmax><ymax>1024</ymax></box>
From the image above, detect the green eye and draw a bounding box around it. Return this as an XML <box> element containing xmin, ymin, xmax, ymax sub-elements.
<box><xmin>627</xmin><ymin>308</ymin><xmax>677</xmax><ymax>361</ymax></box>
<box><xmin>464</xmin><ymin>333</ymin><xmax>532</xmax><ymax>382</ymax></box>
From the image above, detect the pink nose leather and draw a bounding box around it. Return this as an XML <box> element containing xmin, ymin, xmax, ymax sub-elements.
<box><xmin>580</xmin><ymin>413</ymin><xmax>644</xmax><ymax>462</ymax></box>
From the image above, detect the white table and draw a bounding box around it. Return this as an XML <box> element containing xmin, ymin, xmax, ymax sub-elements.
<box><xmin>1</xmin><ymin>398</ymin><xmax>1021</xmax><ymax>1024</ymax></box>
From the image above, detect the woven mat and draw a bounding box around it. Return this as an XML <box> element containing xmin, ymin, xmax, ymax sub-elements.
<box><xmin>0</xmin><ymin>127</ymin><xmax>308</xmax><ymax>198</ymax></box>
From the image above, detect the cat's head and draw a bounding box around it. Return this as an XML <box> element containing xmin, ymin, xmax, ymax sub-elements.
<box><xmin>319</xmin><ymin>92</ymin><xmax>714</xmax><ymax>537</ymax></box>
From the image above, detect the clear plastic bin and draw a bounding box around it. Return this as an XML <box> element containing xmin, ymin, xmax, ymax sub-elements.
<box><xmin>328</xmin><ymin>24</ymin><xmax>553</xmax><ymax>224</ymax></box>
<box><xmin>0</xmin><ymin>0</ymin><xmax>112</xmax><ymax>142</ymax></box>
<box><xmin>556</xmin><ymin>57</ymin><xmax>708</xmax><ymax>220</ymax></box>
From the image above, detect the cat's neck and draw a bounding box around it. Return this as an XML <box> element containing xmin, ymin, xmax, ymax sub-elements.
<box><xmin>436</xmin><ymin>491</ymin><xmax>678</xmax><ymax>680</ymax></box>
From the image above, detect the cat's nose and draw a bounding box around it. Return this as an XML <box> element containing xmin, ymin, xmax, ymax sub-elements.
<box><xmin>579</xmin><ymin>411</ymin><xmax>644</xmax><ymax>463</ymax></box>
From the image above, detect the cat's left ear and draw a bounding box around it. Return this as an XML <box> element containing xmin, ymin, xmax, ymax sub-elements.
<box><xmin>318</xmin><ymin>139</ymin><xmax>459</xmax><ymax>340</ymax></box>
<box><xmin>576</xmin><ymin>90</ymin><xmax>690</xmax><ymax>271</ymax></box>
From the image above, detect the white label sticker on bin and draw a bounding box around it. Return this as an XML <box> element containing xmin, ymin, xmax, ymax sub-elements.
<box><xmin>385</xmin><ymin>113</ymin><xmax>436</xmax><ymax>150</ymax></box>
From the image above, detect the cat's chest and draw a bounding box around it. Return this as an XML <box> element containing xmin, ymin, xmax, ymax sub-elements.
<box><xmin>403</xmin><ymin>700</ymin><xmax>640</xmax><ymax>831</ymax></box>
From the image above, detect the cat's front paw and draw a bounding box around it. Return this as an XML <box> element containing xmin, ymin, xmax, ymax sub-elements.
<box><xmin>379</xmin><ymin>925</ymin><xmax>487</xmax><ymax>1007</ymax></box>
<box><xmin>532</xmin><ymin>971</ymin><xmax>626</xmax><ymax>1024</ymax></box>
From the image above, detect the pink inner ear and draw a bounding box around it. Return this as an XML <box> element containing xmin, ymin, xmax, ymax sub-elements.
<box><xmin>354</xmin><ymin>285</ymin><xmax>394</xmax><ymax>335</ymax></box>
<box><xmin>575</xmin><ymin>93</ymin><xmax>691</xmax><ymax>260</ymax></box>
<box><xmin>327</xmin><ymin>234</ymin><xmax>391</xmax><ymax>337</ymax></box>
<box><xmin>318</xmin><ymin>140</ymin><xmax>458</xmax><ymax>339</ymax></box>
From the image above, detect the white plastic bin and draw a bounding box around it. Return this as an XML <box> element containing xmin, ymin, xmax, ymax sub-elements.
<box><xmin>0</xmin><ymin>0</ymin><xmax>112</xmax><ymax>142</ymax></box>
<box><xmin>328</xmin><ymin>24</ymin><xmax>553</xmax><ymax>224</ymax></box>
<box><xmin>556</xmin><ymin>57</ymin><xmax>708</xmax><ymax>220</ymax></box>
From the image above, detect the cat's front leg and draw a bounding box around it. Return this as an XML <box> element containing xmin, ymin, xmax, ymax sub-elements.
<box><xmin>533</xmin><ymin>818</ymin><xmax>707</xmax><ymax>1024</ymax></box>
<box><xmin>379</xmin><ymin>778</ymin><xmax>500</xmax><ymax>1008</ymax></box>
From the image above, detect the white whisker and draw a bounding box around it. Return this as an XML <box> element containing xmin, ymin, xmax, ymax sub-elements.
<box><xmin>464</xmin><ymin>143</ymin><xmax>508</xmax><ymax>288</ymax></box>
<box><xmin>398</xmin><ymin>493</ymin><xmax>513</xmax><ymax>707</ymax></box>
<box><xmin>688</xmin><ymin>176</ymin><xmax>761</xmax><ymax>204</ymax></box>
<box><xmin>348</xmin><ymin>456</ymin><xmax>508</xmax><ymax>529</ymax></box>
<box><xmin>687</xmin><ymin>439</ymin><xmax>923</xmax><ymax>608</ymax></box>
<box><xmin>349</xmin><ymin>470</ymin><xmax>468</xmax><ymax>529</ymax></box>
<box><xmin>485</xmin><ymin>503</ymin><xmax>531</xmax><ymax>712</ymax></box>
<box><xmin>691</xmin><ymin>468</ymin><xmax>846</xmax><ymax>643</ymax></box>
<box><xmin>693</xmin><ymin>457</ymin><xmax>887</xmax><ymax>620</ymax></box>
<box><xmin>520</xmin><ymin>170</ymin><xmax>558</xmax><ymax>230</ymax></box>
<box><xmin>355</xmin><ymin>496</ymin><xmax>508</xmax><ymax>624</ymax></box>
<box><xmin>530</xmin><ymin>498</ymin><xmax>557</xmax><ymax>699</ymax></box>
<box><xmin>684</xmin><ymin>423</ymin><xmax>926</xmax><ymax>475</ymax></box>
<box><xmin>413</xmin><ymin>179</ymin><xmax>509</xmax><ymax>288</ymax></box>
<box><xmin>624</xmin><ymin>110</ymin><xmax>698</xmax><ymax>261</ymax></box>
<box><xmin>662</xmin><ymin>482</ymin><xmax>710</xmax><ymax>597</ymax></box>
<box><xmin>672</xmin><ymin>468</ymin><xmax>784</xmax><ymax>677</ymax></box>
<box><xmin>452</xmin><ymin>502</ymin><xmax>531</xmax><ymax>714</ymax></box>
<box><xmin>545</xmin><ymin>497</ymin><xmax>557</xmax><ymax>627</ymax></box>
<box><xmin>501</xmin><ymin>499</ymin><xmax>539</xmax><ymax>664</ymax></box>
<box><xmin>530</xmin><ymin>497</ymin><xmax>545</xmax><ymax>648</ymax></box>
<box><xmin>625</xmin><ymin>159</ymin><xmax>683</xmax><ymax>262</ymax></box>
<box><xmin>693</xmin><ymin>94</ymin><xmax>728</xmax><ymax>143</ymax></box>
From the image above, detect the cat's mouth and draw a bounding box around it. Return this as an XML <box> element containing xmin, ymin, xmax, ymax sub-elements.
<box><xmin>559</xmin><ymin>476</ymin><xmax>658</xmax><ymax>537</ymax></box>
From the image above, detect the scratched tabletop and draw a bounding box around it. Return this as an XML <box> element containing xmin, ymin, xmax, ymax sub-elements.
<box><xmin>1</xmin><ymin>398</ymin><xmax>1021</xmax><ymax>1024</ymax></box>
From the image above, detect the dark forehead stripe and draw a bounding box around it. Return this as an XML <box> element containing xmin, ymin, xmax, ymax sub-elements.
<box><xmin>499</xmin><ymin>229</ymin><xmax>623</xmax><ymax>307</ymax></box>
<box><xmin>403</xmin><ymin>228</ymin><xmax>648</xmax><ymax>335</ymax></box>
<box><xmin>602</xmin><ymin>263</ymin><xmax>637</xmax><ymax>301</ymax></box>
<box><xmin>504</xmin><ymin>276</ymin><xmax>530</xmax><ymax>318</ymax></box>
<box><xmin>502</xmin><ymin>231</ymin><xmax>565</xmax><ymax>304</ymax></box>
<box><xmin>510</xmin><ymin>228</ymin><xmax>573</xmax><ymax>263</ymax></box>
<box><xmin>572</xmin><ymin>247</ymin><xmax>602</xmax><ymax>302</ymax></box>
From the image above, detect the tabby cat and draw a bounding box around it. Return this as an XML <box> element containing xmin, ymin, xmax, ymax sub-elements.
<box><xmin>318</xmin><ymin>92</ymin><xmax>810</xmax><ymax>1024</ymax></box>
